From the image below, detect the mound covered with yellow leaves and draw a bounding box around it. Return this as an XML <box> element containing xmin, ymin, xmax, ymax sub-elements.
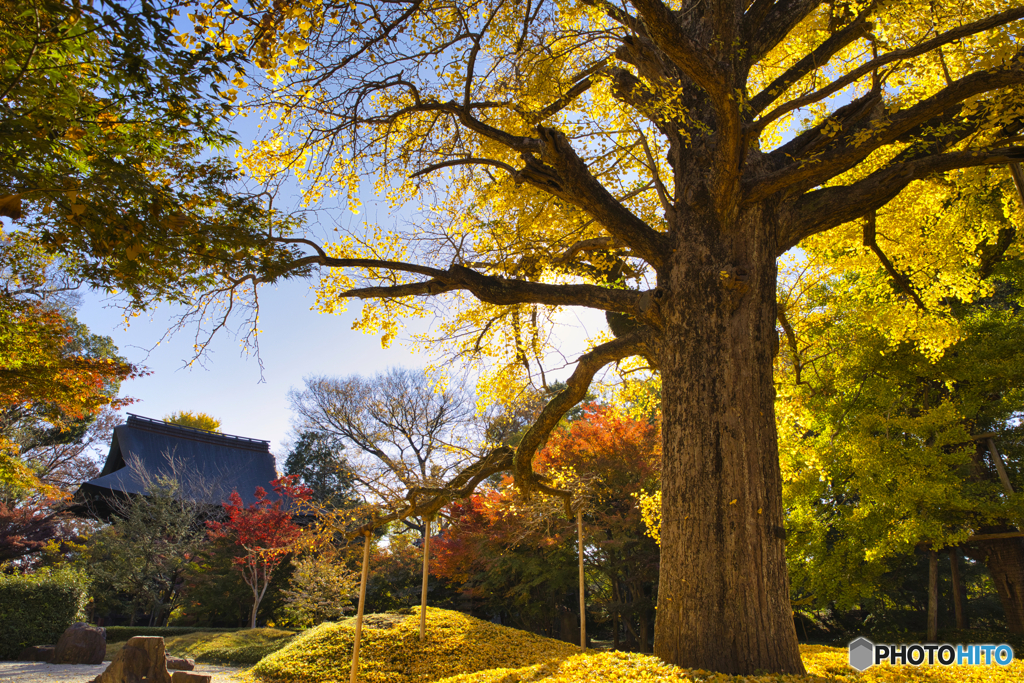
<box><xmin>251</xmin><ymin>607</ymin><xmax>579</xmax><ymax>683</ymax></box>
<box><xmin>437</xmin><ymin>645</ymin><xmax>1024</xmax><ymax>683</ymax></box>
<box><xmin>252</xmin><ymin>609</ymin><xmax>1023</xmax><ymax>683</ymax></box>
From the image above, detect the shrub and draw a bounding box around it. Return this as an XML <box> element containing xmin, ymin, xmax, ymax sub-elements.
<box><xmin>252</xmin><ymin>608</ymin><xmax>578</xmax><ymax>683</ymax></box>
<box><xmin>0</xmin><ymin>567</ymin><xmax>89</xmax><ymax>659</ymax></box>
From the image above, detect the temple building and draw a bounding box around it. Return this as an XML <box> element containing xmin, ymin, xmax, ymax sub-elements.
<box><xmin>75</xmin><ymin>413</ymin><xmax>279</xmax><ymax>517</ymax></box>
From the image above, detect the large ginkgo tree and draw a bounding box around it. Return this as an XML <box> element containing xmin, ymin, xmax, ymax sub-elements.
<box><xmin>31</xmin><ymin>0</ymin><xmax>1024</xmax><ymax>674</ymax></box>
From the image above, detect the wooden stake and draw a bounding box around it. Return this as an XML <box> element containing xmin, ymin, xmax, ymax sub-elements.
<box><xmin>927</xmin><ymin>549</ymin><xmax>939</xmax><ymax>642</ymax></box>
<box><xmin>577</xmin><ymin>508</ymin><xmax>586</xmax><ymax>650</ymax></box>
<box><xmin>1010</xmin><ymin>162</ymin><xmax>1024</xmax><ymax>208</ymax></box>
<box><xmin>420</xmin><ymin>515</ymin><xmax>431</xmax><ymax>643</ymax></box>
<box><xmin>350</xmin><ymin>532</ymin><xmax>372</xmax><ymax>683</ymax></box>
<box><xmin>986</xmin><ymin>438</ymin><xmax>1015</xmax><ymax>495</ymax></box>
<box><xmin>949</xmin><ymin>548</ymin><xmax>968</xmax><ymax>630</ymax></box>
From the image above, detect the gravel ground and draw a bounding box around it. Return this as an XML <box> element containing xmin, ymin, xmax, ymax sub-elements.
<box><xmin>0</xmin><ymin>661</ymin><xmax>248</xmax><ymax>683</ymax></box>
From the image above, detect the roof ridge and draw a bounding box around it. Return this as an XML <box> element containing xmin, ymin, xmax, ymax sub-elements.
<box><xmin>125</xmin><ymin>413</ymin><xmax>271</xmax><ymax>453</ymax></box>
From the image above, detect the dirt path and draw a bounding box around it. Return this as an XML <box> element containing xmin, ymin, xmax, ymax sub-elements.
<box><xmin>0</xmin><ymin>661</ymin><xmax>248</xmax><ymax>683</ymax></box>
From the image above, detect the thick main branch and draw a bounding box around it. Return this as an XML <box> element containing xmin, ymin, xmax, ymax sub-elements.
<box><xmin>335</xmin><ymin>261</ymin><xmax>648</xmax><ymax>313</ymax></box>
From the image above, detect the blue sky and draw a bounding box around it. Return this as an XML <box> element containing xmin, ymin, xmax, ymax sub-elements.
<box><xmin>76</xmin><ymin>275</ymin><xmax>428</xmax><ymax>464</ymax></box>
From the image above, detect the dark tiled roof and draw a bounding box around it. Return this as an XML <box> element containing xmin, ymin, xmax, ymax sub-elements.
<box><xmin>75</xmin><ymin>414</ymin><xmax>279</xmax><ymax>515</ymax></box>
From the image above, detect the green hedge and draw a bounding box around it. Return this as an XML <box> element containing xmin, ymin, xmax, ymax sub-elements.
<box><xmin>105</xmin><ymin>626</ymin><xmax>241</xmax><ymax>643</ymax></box>
<box><xmin>0</xmin><ymin>568</ymin><xmax>89</xmax><ymax>660</ymax></box>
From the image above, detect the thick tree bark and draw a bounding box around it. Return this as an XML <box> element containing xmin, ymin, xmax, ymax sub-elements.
<box><xmin>967</xmin><ymin>536</ymin><xmax>1024</xmax><ymax>633</ymax></box>
<box><xmin>654</xmin><ymin>208</ymin><xmax>804</xmax><ymax>674</ymax></box>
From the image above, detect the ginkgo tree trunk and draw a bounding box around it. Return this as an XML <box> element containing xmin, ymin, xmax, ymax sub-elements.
<box><xmin>42</xmin><ymin>0</ymin><xmax>1024</xmax><ymax>675</ymax></box>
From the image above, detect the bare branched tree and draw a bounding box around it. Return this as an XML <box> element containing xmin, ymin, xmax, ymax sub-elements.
<box><xmin>290</xmin><ymin>368</ymin><xmax>480</xmax><ymax>535</ymax></box>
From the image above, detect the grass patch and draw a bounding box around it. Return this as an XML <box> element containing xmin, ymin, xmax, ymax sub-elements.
<box><xmin>251</xmin><ymin>608</ymin><xmax>579</xmax><ymax>683</ymax></box>
<box><xmin>105</xmin><ymin>628</ymin><xmax>296</xmax><ymax>666</ymax></box>
<box><xmin>105</xmin><ymin>626</ymin><xmax>241</xmax><ymax>643</ymax></box>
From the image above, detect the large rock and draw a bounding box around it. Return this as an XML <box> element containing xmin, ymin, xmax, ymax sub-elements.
<box><xmin>17</xmin><ymin>645</ymin><xmax>55</xmax><ymax>662</ymax></box>
<box><xmin>53</xmin><ymin>622</ymin><xmax>106</xmax><ymax>665</ymax></box>
<box><xmin>166</xmin><ymin>656</ymin><xmax>195</xmax><ymax>671</ymax></box>
<box><xmin>92</xmin><ymin>636</ymin><xmax>172</xmax><ymax>683</ymax></box>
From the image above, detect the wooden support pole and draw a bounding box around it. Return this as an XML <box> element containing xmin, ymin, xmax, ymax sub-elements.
<box><xmin>350</xmin><ymin>532</ymin><xmax>372</xmax><ymax>683</ymax></box>
<box><xmin>949</xmin><ymin>548</ymin><xmax>968</xmax><ymax>630</ymax></box>
<box><xmin>927</xmin><ymin>549</ymin><xmax>939</xmax><ymax>642</ymax></box>
<box><xmin>1010</xmin><ymin>162</ymin><xmax>1024</xmax><ymax>207</ymax></box>
<box><xmin>577</xmin><ymin>508</ymin><xmax>586</xmax><ymax>650</ymax></box>
<box><xmin>986</xmin><ymin>438</ymin><xmax>1015</xmax><ymax>495</ymax></box>
<box><xmin>420</xmin><ymin>516</ymin><xmax>431</xmax><ymax>643</ymax></box>
<box><xmin>965</xmin><ymin>531</ymin><xmax>1024</xmax><ymax>542</ymax></box>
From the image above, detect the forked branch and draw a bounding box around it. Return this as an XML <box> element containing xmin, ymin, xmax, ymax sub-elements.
<box><xmin>752</xmin><ymin>7</ymin><xmax>1024</xmax><ymax>136</ymax></box>
<box><xmin>863</xmin><ymin>211</ymin><xmax>927</xmax><ymax>311</ymax></box>
<box><xmin>784</xmin><ymin>146</ymin><xmax>1024</xmax><ymax>250</ymax></box>
<box><xmin>345</xmin><ymin>333</ymin><xmax>648</xmax><ymax>536</ymax></box>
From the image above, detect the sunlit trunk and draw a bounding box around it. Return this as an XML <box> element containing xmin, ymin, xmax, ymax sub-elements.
<box><xmin>653</xmin><ymin>208</ymin><xmax>804</xmax><ymax>674</ymax></box>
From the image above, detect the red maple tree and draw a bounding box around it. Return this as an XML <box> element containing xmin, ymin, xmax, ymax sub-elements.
<box><xmin>434</xmin><ymin>405</ymin><xmax>662</xmax><ymax>646</ymax></box>
<box><xmin>206</xmin><ymin>475</ymin><xmax>311</xmax><ymax>628</ymax></box>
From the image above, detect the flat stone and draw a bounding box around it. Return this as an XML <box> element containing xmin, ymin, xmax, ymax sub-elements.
<box><xmin>53</xmin><ymin>623</ymin><xmax>106</xmax><ymax>665</ymax></box>
<box><xmin>166</xmin><ymin>656</ymin><xmax>195</xmax><ymax>671</ymax></box>
<box><xmin>171</xmin><ymin>672</ymin><xmax>212</xmax><ymax>683</ymax></box>
<box><xmin>17</xmin><ymin>645</ymin><xmax>55</xmax><ymax>662</ymax></box>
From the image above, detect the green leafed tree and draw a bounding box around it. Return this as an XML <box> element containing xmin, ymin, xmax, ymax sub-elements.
<box><xmin>281</xmin><ymin>550</ymin><xmax>359</xmax><ymax>626</ymax></box>
<box><xmin>776</xmin><ymin>169</ymin><xmax>1024</xmax><ymax>630</ymax></box>
<box><xmin>1</xmin><ymin>0</ymin><xmax>306</xmax><ymax>340</ymax></box>
<box><xmin>87</xmin><ymin>476</ymin><xmax>209</xmax><ymax>626</ymax></box>
<box><xmin>283</xmin><ymin>430</ymin><xmax>362</xmax><ymax>509</ymax></box>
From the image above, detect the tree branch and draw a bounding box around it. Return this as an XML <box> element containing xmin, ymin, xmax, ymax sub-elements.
<box><xmin>745</xmin><ymin>0</ymin><xmax>822</xmax><ymax>67</ymax></box>
<box><xmin>409</xmin><ymin>157</ymin><xmax>517</xmax><ymax>179</ymax></box>
<box><xmin>776</xmin><ymin>305</ymin><xmax>802</xmax><ymax>385</ymax></box>
<box><xmin>752</xmin><ymin>7</ymin><xmax>1024</xmax><ymax>136</ymax></box>
<box><xmin>524</xmin><ymin>126</ymin><xmax>669</xmax><ymax>269</ymax></box>
<box><xmin>752</xmin><ymin>59</ymin><xmax>1024</xmax><ymax>203</ymax></box>
<box><xmin>512</xmin><ymin>333</ymin><xmax>648</xmax><ymax>489</ymax></box>
<box><xmin>863</xmin><ymin>211</ymin><xmax>927</xmax><ymax>311</ymax></box>
<box><xmin>526</xmin><ymin>59</ymin><xmax>608</xmax><ymax>123</ymax></box>
<box><xmin>336</xmin><ymin>262</ymin><xmax>649</xmax><ymax>313</ymax></box>
<box><xmin>783</xmin><ymin>147</ymin><xmax>1024</xmax><ymax>251</ymax></box>
<box><xmin>348</xmin><ymin>333</ymin><xmax>648</xmax><ymax>537</ymax></box>
<box><xmin>627</xmin><ymin>0</ymin><xmax>728</xmax><ymax>103</ymax></box>
<box><xmin>748</xmin><ymin>9</ymin><xmax>874</xmax><ymax>116</ymax></box>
